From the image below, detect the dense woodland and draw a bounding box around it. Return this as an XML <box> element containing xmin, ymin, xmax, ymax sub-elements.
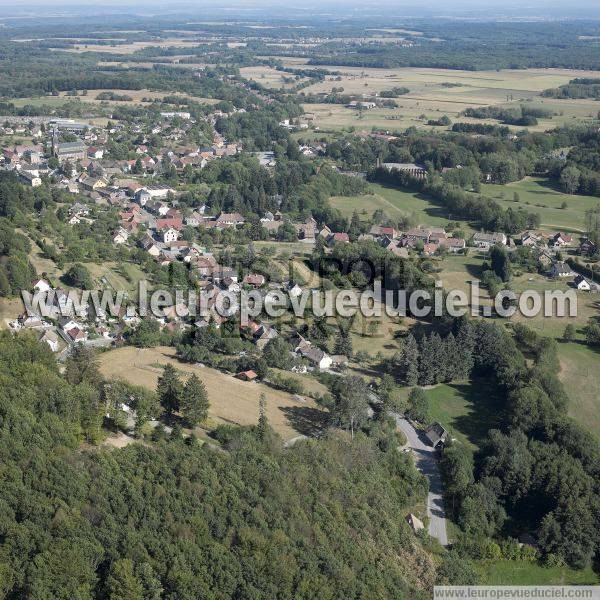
<box><xmin>0</xmin><ymin>333</ymin><xmax>449</xmax><ymax>599</ymax></box>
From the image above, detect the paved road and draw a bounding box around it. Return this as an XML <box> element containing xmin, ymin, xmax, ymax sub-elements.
<box><xmin>393</xmin><ymin>414</ymin><xmax>448</xmax><ymax>546</ymax></box>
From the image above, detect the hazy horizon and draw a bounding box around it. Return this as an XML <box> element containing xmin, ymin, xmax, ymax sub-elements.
<box><xmin>1</xmin><ymin>0</ymin><xmax>600</xmax><ymax>20</ymax></box>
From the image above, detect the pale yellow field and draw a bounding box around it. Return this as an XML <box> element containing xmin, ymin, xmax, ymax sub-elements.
<box><xmin>0</xmin><ymin>298</ymin><xmax>25</xmax><ymax>329</ymax></box>
<box><xmin>98</xmin><ymin>346</ymin><xmax>326</xmax><ymax>440</ymax></box>
<box><xmin>98</xmin><ymin>60</ymin><xmax>217</xmax><ymax>70</ymax></box>
<box><xmin>295</xmin><ymin>66</ymin><xmax>600</xmax><ymax>132</ymax></box>
<box><xmin>57</xmin><ymin>89</ymin><xmax>219</xmax><ymax>106</ymax></box>
<box><xmin>299</xmin><ymin>66</ymin><xmax>600</xmax><ymax>95</ymax></box>
<box><xmin>58</xmin><ymin>38</ymin><xmax>207</xmax><ymax>54</ymax></box>
<box><xmin>239</xmin><ymin>65</ymin><xmax>310</xmax><ymax>89</ymax></box>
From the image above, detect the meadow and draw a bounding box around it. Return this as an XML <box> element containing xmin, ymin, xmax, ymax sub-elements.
<box><xmin>397</xmin><ymin>380</ymin><xmax>503</xmax><ymax>451</ymax></box>
<box><xmin>482</xmin><ymin>177</ymin><xmax>600</xmax><ymax>233</ymax></box>
<box><xmin>330</xmin><ymin>182</ymin><xmax>475</xmax><ymax>232</ymax></box>
<box><xmin>557</xmin><ymin>341</ymin><xmax>600</xmax><ymax>439</ymax></box>
<box><xmin>476</xmin><ymin>560</ymin><xmax>600</xmax><ymax>585</ymax></box>
<box><xmin>239</xmin><ymin>66</ymin><xmax>310</xmax><ymax>89</ymax></box>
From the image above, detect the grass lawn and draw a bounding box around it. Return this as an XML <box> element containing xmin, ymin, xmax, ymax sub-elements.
<box><xmin>508</xmin><ymin>272</ymin><xmax>599</xmax><ymax>339</ymax></box>
<box><xmin>349</xmin><ymin>309</ymin><xmax>407</xmax><ymax>359</ymax></box>
<box><xmin>481</xmin><ymin>177</ymin><xmax>600</xmax><ymax>233</ymax></box>
<box><xmin>400</xmin><ymin>380</ymin><xmax>504</xmax><ymax>451</ymax></box>
<box><xmin>558</xmin><ymin>341</ymin><xmax>600</xmax><ymax>439</ymax></box>
<box><xmin>98</xmin><ymin>346</ymin><xmax>327</xmax><ymax>441</ymax></box>
<box><xmin>84</xmin><ymin>261</ymin><xmax>147</xmax><ymax>299</ymax></box>
<box><xmin>476</xmin><ymin>559</ymin><xmax>600</xmax><ymax>585</ymax></box>
<box><xmin>436</xmin><ymin>251</ymin><xmax>493</xmax><ymax>305</ymax></box>
<box><xmin>330</xmin><ymin>182</ymin><xmax>477</xmax><ymax>233</ymax></box>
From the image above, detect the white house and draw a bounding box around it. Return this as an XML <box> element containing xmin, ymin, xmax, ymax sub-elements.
<box><xmin>288</xmin><ymin>283</ymin><xmax>303</xmax><ymax>298</ymax></box>
<box><xmin>19</xmin><ymin>170</ymin><xmax>42</xmax><ymax>187</ymax></box>
<box><xmin>136</xmin><ymin>186</ymin><xmax>173</xmax><ymax>206</ymax></box>
<box><xmin>38</xmin><ymin>329</ymin><xmax>59</xmax><ymax>352</ymax></box>
<box><xmin>113</xmin><ymin>228</ymin><xmax>129</xmax><ymax>245</ymax></box>
<box><xmin>301</xmin><ymin>346</ymin><xmax>333</xmax><ymax>370</ymax></box>
<box><xmin>295</xmin><ymin>336</ymin><xmax>333</xmax><ymax>370</ymax></box>
<box><xmin>574</xmin><ymin>275</ymin><xmax>591</xmax><ymax>290</ymax></box>
<box><xmin>162</xmin><ymin>227</ymin><xmax>179</xmax><ymax>244</ymax></box>
<box><xmin>33</xmin><ymin>279</ymin><xmax>52</xmax><ymax>294</ymax></box>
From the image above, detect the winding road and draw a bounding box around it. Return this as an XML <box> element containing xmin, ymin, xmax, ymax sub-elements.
<box><xmin>393</xmin><ymin>414</ymin><xmax>449</xmax><ymax>546</ymax></box>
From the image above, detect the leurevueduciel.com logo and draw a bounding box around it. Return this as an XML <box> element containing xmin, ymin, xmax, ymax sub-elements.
<box><xmin>20</xmin><ymin>279</ymin><xmax>578</xmax><ymax>326</ymax></box>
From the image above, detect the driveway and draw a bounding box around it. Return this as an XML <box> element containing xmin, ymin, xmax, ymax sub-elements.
<box><xmin>393</xmin><ymin>414</ymin><xmax>448</xmax><ymax>546</ymax></box>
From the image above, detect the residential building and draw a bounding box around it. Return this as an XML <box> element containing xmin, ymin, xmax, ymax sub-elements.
<box><xmin>472</xmin><ymin>232</ymin><xmax>507</xmax><ymax>250</ymax></box>
<box><xmin>549</xmin><ymin>261</ymin><xmax>573</xmax><ymax>278</ymax></box>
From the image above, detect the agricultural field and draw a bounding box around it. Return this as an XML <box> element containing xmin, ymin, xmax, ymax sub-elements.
<box><xmin>558</xmin><ymin>341</ymin><xmax>600</xmax><ymax>439</ymax></box>
<box><xmin>297</xmin><ymin>66</ymin><xmax>600</xmax><ymax>132</ymax></box>
<box><xmin>57</xmin><ymin>38</ymin><xmax>206</xmax><ymax>54</ymax></box>
<box><xmin>56</xmin><ymin>89</ymin><xmax>220</xmax><ymax>106</ymax></box>
<box><xmin>98</xmin><ymin>346</ymin><xmax>326</xmax><ymax>441</ymax></box>
<box><xmin>482</xmin><ymin>177</ymin><xmax>600</xmax><ymax>233</ymax></box>
<box><xmin>508</xmin><ymin>272</ymin><xmax>598</xmax><ymax>338</ymax></box>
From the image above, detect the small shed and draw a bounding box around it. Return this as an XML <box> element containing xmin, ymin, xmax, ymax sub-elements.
<box><xmin>236</xmin><ymin>370</ymin><xmax>257</xmax><ymax>382</ymax></box>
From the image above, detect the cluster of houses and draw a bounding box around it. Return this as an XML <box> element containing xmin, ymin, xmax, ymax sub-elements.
<box><xmin>1</xmin><ymin>110</ymin><xmax>246</xmax><ymax>194</ymax></box>
<box><xmin>8</xmin><ymin>278</ymin><xmax>133</xmax><ymax>353</ymax></box>
<box><xmin>520</xmin><ymin>230</ymin><xmax>600</xmax><ymax>291</ymax></box>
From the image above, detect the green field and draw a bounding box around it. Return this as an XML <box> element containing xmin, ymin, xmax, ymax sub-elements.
<box><xmin>558</xmin><ymin>341</ymin><xmax>600</xmax><ymax>439</ymax></box>
<box><xmin>482</xmin><ymin>177</ymin><xmax>600</xmax><ymax>233</ymax></box>
<box><xmin>509</xmin><ymin>272</ymin><xmax>599</xmax><ymax>339</ymax></box>
<box><xmin>476</xmin><ymin>559</ymin><xmax>600</xmax><ymax>585</ymax></box>
<box><xmin>330</xmin><ymin>182</ymin><xmax>477</xmax><ymax>232</ymax></box>
<box><xmin>400</xmin><ymin>380</ymin><xmax>504</xmax><ymax>450</ymax></box>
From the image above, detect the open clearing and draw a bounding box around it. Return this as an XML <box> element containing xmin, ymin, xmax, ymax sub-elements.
<box><xmin>57</xmin><ymin>39</ymin><xmax>206</xmax><ymax>54</ymax></box>
<box><xmin>0</xmin><ymin>297</ymin><xmax>24</xmax><ymax>329</ymax></box>
<box><xmin>330</xmin><ymin>182</ymin><xmax>478</xmax><ymax>236</ymax></box>
<box><xmin>558</xmin><ymin>342</ymin><xmax>600</xmax><ymax>439</ymax></box>
<box><xmin>476</xmin><ymin>559</ymin><xmax>600</xmax><ymax>585</ymax></box>
<box><xmin>398</xmin><ymin>380</ymin><xmax>503</xmax><ymax>451</ymax></box>
<box><xmin>239</xmin><ymin>66</ymin><xmax>310</xmax><ymax>89</ymax></box>
<box><xmin>98</xmin><ymin>346</ymin><xmax>326</xmax><ymax>440</ymax></box>
<box><xmin>482</xmin><ymin>177</ymin><xmax>600</xmax><ymax>233</ymax></box>
<box><xmin>55</xmin><ymin>89</ymin><xmax>219</xmax><ymax>106</ymax></box>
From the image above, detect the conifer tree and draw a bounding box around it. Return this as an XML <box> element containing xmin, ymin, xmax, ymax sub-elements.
<box><xmin>181</xmin><ymin>374</ymin><xmax>209</xmax><ymax>427</ymax></box>
<box><xmin>398</xmin><ymin>334</ymin><xmax>419</xmax><ymax>385</ymax></box>
<box><xmin>157</xmin><ymin>364</ymin><xmax>183</xmax><ymax>417</ymax></box>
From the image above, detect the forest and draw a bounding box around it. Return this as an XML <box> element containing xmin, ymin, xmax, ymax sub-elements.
<box><xmin>0</xmin><ymin>333</ymin><xmax>450</xmax><ymax>599</ymax></box>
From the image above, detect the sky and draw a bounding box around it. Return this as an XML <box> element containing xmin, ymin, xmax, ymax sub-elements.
<box><xmin>1</xmin><ymin>0</ymin><xmax>599</xmax><ymax>19</ymax></box>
